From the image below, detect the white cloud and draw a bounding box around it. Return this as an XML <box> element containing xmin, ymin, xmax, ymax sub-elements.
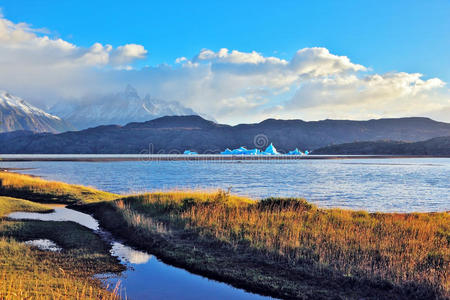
<box><xmin>110</xmin><ymin>44</ymin><xmax>147</xmax><ymax>65</ymax></box>
<box><xmin>0</xmin><ymin>13</ymin><xmax>448</xmax><ymax>124</ymax></box>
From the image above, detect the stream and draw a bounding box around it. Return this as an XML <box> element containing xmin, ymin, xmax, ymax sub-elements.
<box><xmin>8</xmin><ymin>206</ymin><xmax>273</xmax><ymax>300</ymax></box>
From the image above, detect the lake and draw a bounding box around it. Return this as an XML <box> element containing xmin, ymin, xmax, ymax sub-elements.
<box><xmin>1</xmin><ymin>156</ymin><xmax>449</xmax><ymax>212</ymax></box>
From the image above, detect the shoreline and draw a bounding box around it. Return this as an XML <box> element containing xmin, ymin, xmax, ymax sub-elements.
<box><xmin>1</xmin><ymin>154</ymin><xmax>449</xmax><ymax>162</ymax></box>
<box><xmin>0</xmin><ymin>171</ymin><xmax>448</xmax><ymax>299</ymax></box>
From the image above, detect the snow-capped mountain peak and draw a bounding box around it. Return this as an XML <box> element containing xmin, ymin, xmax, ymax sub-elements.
<box><xmin>117</xmin><ymin>84</ymin><xmax>140</xmax><ymax>101</ymax></box>
<box><xmin>49</xmin><ymin>85</ymin><xmax>198</xmax><ymax>129</ymax></box>
<box><xmin>0</xmin><ymin>90</ymin><xmax>72</xmax><ymax>133</ymax></box>
<box><xmin>0</xmin><ymin>91</ymin><xmax>61</xmax><ymax>120</ymax></box>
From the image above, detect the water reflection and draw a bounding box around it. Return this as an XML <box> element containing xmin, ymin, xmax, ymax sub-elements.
<box><xmin>111</xmin><ymin>241</ymin><xmax>152</xmax><ymax>264</ymax></box>
<box><xmin>8</xmin><ymin>207</ymin><xmax>99</xmax><ymax>230</ymax></box>
<box><xmin>7</xmin><ymin>207</ymin><xmax>273</xmax><ymax>299</ymax></box>
<box><xmin>24</xmin><ymin>239</ymin><xmax>62</xmax><ymax>252</ymax></box>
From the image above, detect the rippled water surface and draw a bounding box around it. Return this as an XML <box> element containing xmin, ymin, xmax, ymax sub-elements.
<box><xmin>1</xmin><ymin>157</ymin><xmax>449</xmax><ymax>212</ymax></box>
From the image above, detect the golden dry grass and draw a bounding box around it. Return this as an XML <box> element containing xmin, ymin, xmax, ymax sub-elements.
<box><xmin>0</xmin><ymin>196</ymin><xmax>53</xmax><ymax>216</ymax></box>
<box><xmin>0</xmin><ymin>238</ymin><xmax>120</xmax><ymax>300</ymax></box>
<box><xmin>0</xmin><ymin>184</ymin><xmax>123</xmax><ymax>299</ymax></box>
<box><xmin>1</xmin><ymin>171</ymin><xmax>448</xmax><ymax>297</ymax></box>
<box><xmin>0</xmin><ymin>172</ymin><xmax>118</xmax><ymax>204</ymax></box>
<box><xmin>115</xmin><ymin>193</ymin><xmax>450</xmax><ymax>296</ymax></box>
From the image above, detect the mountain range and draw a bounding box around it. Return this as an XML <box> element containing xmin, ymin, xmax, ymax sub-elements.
<box><xmin>0</xmin><ymin>91</ymin><xmax>72</xmax><ymax>133</ymax></box>
<box><xmin>49</xmin><ymin>85</ymin><xmax>197</xmax><ymax>129</ymax></box>
<box><xmin>0</xmin><ymin>115</ymin><xmax>449</xmax><ymax>154</ymax></box>
<box><xmin>0</xmin><ymin>86</ymin><xmax>198</xmax><ymax>133</ymax></box>
<box><xmin>314</xmin><ymin>136</ymin><xmax>450</xmax><ymax>155</ymax></box>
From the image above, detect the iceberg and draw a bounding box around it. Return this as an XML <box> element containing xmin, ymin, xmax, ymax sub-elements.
<box><xmin>230</xmin><ymin>146</ymin><xmax>261</xmax><ymax>155</ymax></box>
<box><xmin>244</xmin><ymin>148</ymin><xmax>261</xmax><ymax>155</ymax></box>
<box><xmin>231</xmin><ymin>147</ymin><xmax>247</xmax><ymax>155</ymax></box>
<box><xmin>287</xmin><ymin>148</ymin><xmax>303</xmax><ymax>155</ymax></box>
<box><xmin>220</xmin><ymin>148</ymin><xmax>233</xmax><ymax>155</ymax></box>
<box><xmin>263</xmin><ymin>143</ymin><xmax>280</xmax><ymax>155</ymax></box>
<box><xmin>219</xmin><ymin>143</ymin><xmax>306</xmax><ymax>156</ymax></box>
<box><xmin>221</xmin><ymin>146</ymin><xmax>262</xmax><ymax>155</ymax></box>
<box><xmin>183</xmin><ymin>150</ymin><xmax>198</xmax><ymax>155</ymax></box>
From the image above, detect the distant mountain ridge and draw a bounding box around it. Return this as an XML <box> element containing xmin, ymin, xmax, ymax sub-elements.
<box><xmin>0</xmin><ymin>91</ymin><xmax>73</xmax><ymax>133</ymax></box>
<box><xmin>49</xmin><ymin>85</ymin><xmax>198</xmax><ymax>129</ymax></box>
<box><xmin>313</xmin><ymin>136</ymin><xmax>450</xmax><ymax>155</ymax></box>
<box><xmin>0</xmin><ymin>115</ymin><xmax>449</xmax><ymax>154</ymax></box>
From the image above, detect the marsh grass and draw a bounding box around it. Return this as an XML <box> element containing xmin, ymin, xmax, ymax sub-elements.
<box><xmin>1</xmin><ymin>171</ymin><xmax>448</xmax><ymax>298</ymax></box>
<box><xmin>0</xmin><ymin>188</ymin><xmax>124</xmax><ymax>299</ymax></box>
<box><xmin>0</xmin><ymin>196</ymin><xmax>53</xmax><ymax>216</ymax></box>
<box><xmin>0</xmin><ymin>172</ymin><xmax>118</xmax><ymax>204</ymax></box>
<box><xmin>0</xmin><ymin>237</ymin><xmax>121</xmax><ymax>300</ymax></box>
<box><xmin>113</xmin><ymin>192</ymin><xmax>449</xmax><ymax>297</ymax></box>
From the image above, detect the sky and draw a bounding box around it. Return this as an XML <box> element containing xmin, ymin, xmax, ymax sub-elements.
<box><xmin>0</xmin><ymin>0</ymin><xmax>449</xmax><ymax>124</ymax></box>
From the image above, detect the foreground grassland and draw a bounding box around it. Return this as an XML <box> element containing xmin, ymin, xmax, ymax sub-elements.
<box><xmin>84</xmin><ymin>192</ymin><xmax>449</xmax><ymax>299</ymax></box>
<box><xmin>0</xmin><ymin>195</ymin><xmax>123</xmax><ymax>299</ymax></box>
<box><xmin>1</xmin><ymin>171</ymin><xmax>449</xmax><ymax>299</ymax></box>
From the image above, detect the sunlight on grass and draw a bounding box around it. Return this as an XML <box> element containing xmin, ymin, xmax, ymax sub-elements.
<box><xmin>0</xmin><ymin>238</ymin><xmax>121</xmax><ymax>300</ymax></box>
<box><xmin>1</xmin><ymin>171</ymin><xmax>448</xmax><ymax>298</ymax></box>
<box><xmin>0</xmin><ymin>172</ymin><xmax>118</xmax><ymax>204</ymax></box>
<box><xmin>114</xmin><ymin>192</ymin><xmax>449</xmax><ymax>296</ymax></box>
<box><xmin>0</xmin><ymin>196</ymin><xmax>53</xmax><ymax>216</ymax></box>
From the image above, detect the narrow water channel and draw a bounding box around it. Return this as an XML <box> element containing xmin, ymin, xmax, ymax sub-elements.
<box><xmin>8</xmin><ymin>206</ymin><xmax>273</xmax><ymax>300</ymax></box>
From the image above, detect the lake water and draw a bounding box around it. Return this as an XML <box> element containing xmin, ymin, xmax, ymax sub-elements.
<box><xmin>8</xmin><ymin>206</ymin><xmax>272</xmax><ymax>300</ymax></box>
<box><xmin>1</xmin><ymin>157</ymin><xmax>449</xmax><ymax>212</ymax></box>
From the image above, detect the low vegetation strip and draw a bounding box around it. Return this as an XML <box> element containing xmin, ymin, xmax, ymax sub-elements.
<box><xmin>1</xmin><ymin>171</ymin><xmax>448</xmax><ymax>299</ymax></box>
<box><xmin>0</xmin><ymin>172</ymin><xmax>118</xmax><ymax>204</ymax></box>
<box><xmin>0</xmin><ymin>196</ymin><xmax>53</xmax><ymax>216</ymax></box>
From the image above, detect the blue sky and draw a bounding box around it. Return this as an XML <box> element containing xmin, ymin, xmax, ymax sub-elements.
<box><xmin>4</xmin><ymin>0</ymin><xmax>449</xmax><ymax>80</ymax></box>
<box><xmin>0</xmin><ymin>1</ymin><xmax>449</xmax><ymax>123</ymax></box>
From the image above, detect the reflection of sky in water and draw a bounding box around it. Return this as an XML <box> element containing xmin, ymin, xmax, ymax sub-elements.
<box><xmin>24</xmin><ymin>239</ymin><xmax>62</xmax><ymax>252</ymax></box>
<box><xmin>8</xmin><ymin>207</ymin><xmax>99</xmax><ymax>230</ymax></box>
<box><xmin>111</xmin><ymin>241</ymin><xmax>152</xmax><ymax>264</ymax></box>
<box><xmin>104</xmin><ymin>252</ymin><xmax>273</xmax><ymax>300</ymax></box>
<box><xmin>3</xmin><ymin>157</ymin><xmax>449</xmax><ymax>212</ymax></box>
<box><xmin>8</xmin><ymin>207</ymin><xmax>273</xmax><ymax>299</ymax></box>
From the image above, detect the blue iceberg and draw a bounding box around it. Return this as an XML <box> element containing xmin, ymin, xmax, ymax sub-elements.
<box><xmin>228</xmin><ymin>146</ymin><xmax>261</xmax><ymax>155</ymax></box>
<box><xmin>287</xmin><ymin>148</ymin><xmax>302</xmax><ymax>155</ymax></box>
<box><xmin>263</xmin><ymin>143</ymin><xmax>280</xmax><ymax>155</ymax></box>
<box><xmin>183</xmin><ymin>150</ymin><xmax>198</xmax><ymax>155</ymax></box>
<box><xmin>219</xmin><ymin>143</ymin><xmax>309</xmax><ymax>156</ymax></box>
<box><xmin>220</xmin><ymin>148</ymin><xmax>233</xmax><ymax>155</ymax></box>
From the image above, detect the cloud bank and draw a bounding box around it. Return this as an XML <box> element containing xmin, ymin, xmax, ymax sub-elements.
<box><xmin>0</xmin><ymin>13</ymin><xmax>448</xmax><ymax>124</ymax></box>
